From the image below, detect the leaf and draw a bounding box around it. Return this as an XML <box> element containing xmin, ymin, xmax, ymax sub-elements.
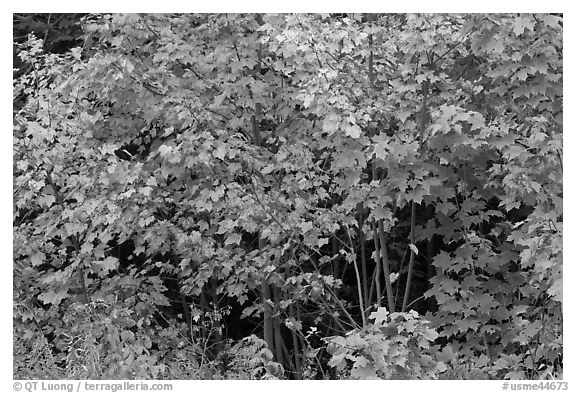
<box><xmin>213</xmin><ymin>144</ymin><xmax>226</xmax><ymax>160</ymax></box>
<box><xmin>96</xmin><ymin>256</ymin><xmax>119</xmax><ymax>273</ymax></box>
<box><xmin>512</xmin><ymin>15</ymin><xmax>536</xmax><ymax>36</ymax></box>
<box><xmin>30</xmin><ymin>253</ymin><xmax>45</xmax><ymax>267</ymax></box>
<box><xmin>158</xmin><ymin>144</ymin><xmax>172</xmax><ymax>158</ymax></box>
<box><xmin>396</xmin><ymin>109</ymin><xmax>411</xmax><ymax>123</ymax></box>
<box><xmin>369</xmin><ymin>307</ymin><xmax>389</xmax><ymax>325</ymax></box>
<box><xmin>327</xmin><ymin>352</ymin><xmax>348</xmax><ymax>371</ymax></box>
<box><xmin>351</xmin><ymin>363</ymin><xmax>380</xmax><ymax>379</ymax></box>
<box><xmin>436</xmin><ymin>345</ymin><xmax>457</xmax><ymax>363</ymax></box>
<box><xmin>421</xmin><ymin>328</ymin><xmax>439</xmax><ymax>341</ymax></box>
<box><xmin>345</xmin><ymin>334</ymin><xmax>367</xmax><ymax>348</ymax></box>
<box><xmin>225</xmin><ymin>233</ymin><xmax>242</xmax><ymax>246</ymax></box>
<box><xmin>432</xmin><ymin>251</ymin><xmax>452</xmax><ymax>272</ymax></box>
<box><xmin>322</xmin><ymin>116</ymin><xmax>340</xmax><ymax>134</ymax></box>
<box><xmin>140</xmin><ymin>186</ymin><xmax>153</xmax><ymax>197</ymax></box>
<box><xmin>373</xmin><ymin>146</ymin><xmax>388</xmax><ymax>161</ymax></box>
<box><xmin>353</xmin><ymin>356</ymin><xmax>369</xmax><ymax>368</ymax></box>
<box><xmin>344</xmin><ymin>123</ymin><xmax>361</xmax><ymax>139</ymax></box>
<box><xmin>547</xmin><ymin>278</ymin><xmax>562</xmax><ymax>302</ymax></box>
<box><xmin>372</xmin><ymin>206</ymin><xmax>392</xmax><ymax>221</ymax></box>
<box><xmin>299</xmin><ymin>221</ymin><xmax>313</xmax><ymax>234</ymax></box>
<box><xmin>38</xmin><ymin>289</ymin><xmax>69</xmax><ymax>306</ymax></box>
<box><xmin>468</xmin><ymin>112</ymin><xmax>485</xmax><ymax>130</ymax></box>
<box><xmin>485</xmin><ymin>37</ymin><xmax>505</xmax><ymax>54</ymax></box>
<box><xmin>472</xmin><ymin>27</ymin><xmax>496</xmax><ymax>52</ymax></box>
<box><xmin>454</xmin><ymin>318</ymin><xmax>480</xmax><ymax>333</ymax></box>
<box><xmin>302</xmin><ymin>93</ymin><xmax>315</xmax><ymax>108</ymax></box>
<box><xmin>39</xmin><ymin>194</ymin><xmax>56</xmax><ymax>207</ymax></box>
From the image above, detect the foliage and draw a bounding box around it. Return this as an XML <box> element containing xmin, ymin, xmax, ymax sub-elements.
<box><xmin>14</xmin><ymin>299</ymin><xmax>282</xmax><ymax>380</ymax></box>
<box><xmin>215</xmin><ymin>336</ymin><xmax>284</xmax><ymax>379</ymax></box>
<box><xmin>325</xmin><ymin>307</ymin><xmax>446</xmax><ymax>379</ymax></box>
<box><xmin>13</xmin><ymin>14</ymin><xmax>85</xmax><ymax>54</ymax></box>
<box><xmin>13</xmin><ymin>13</ymin><xmax>562</xmax><ymax>379</ymax></box>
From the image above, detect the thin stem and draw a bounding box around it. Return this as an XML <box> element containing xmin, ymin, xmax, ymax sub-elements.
<box><xmin>371</xmin><ymin>219</ymin><xmax>382</xmax><ymax>306</ymax></box>
<box><xmin>359</xmin><ymin>216</ymin><xmax>369</xmax><ymax>320</ymax></box>
<box><xmin>377</xmin><ymin>220</ymin><xmax>395</xmax><ymax>312</ymax></box>
<box><xmin>402</xmin><ymin>201</ymin><xmax>417</xmax><ymax>312</ymax></box>
<box><xmin>345</xmin><ymin>228</ymin><xmax>367</xmax><ymax>327</ymax></box>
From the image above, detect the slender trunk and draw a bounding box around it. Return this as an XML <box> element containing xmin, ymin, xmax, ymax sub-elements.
<box><xmin>331</xmin><ymin>236</ymin><xmax>340</xmax><ymax>295</ymax></box>
<box><xmin>179</xmin><ymin>291</ymin><xmax>192</xmax><ymax>340</ymax></box>
<box><xmin>345</xmin><ymin>229</ymin><xmax>366</xmax><ymax>327</ymax></box>
<box><xmin>250</xmin><ymin>20</ymin><xmax>275</xmax><ymax>358</ymax></box>
<box><xmin>377</xmin><ymin>220</ymin><xmax>395</xmax><ymax>312</ymax></box>
<box><xmin>426</xmin><ymin>205</ymin><xmax>438</xmax><ymax>312</ymax></box>
<box><xmin>289</xmin><ymin>303</ymin><xmax>301</xmax><ymax>379</ymax></box>
<box><xmin>280</xmin><ymin>338</ymin><xmax>294</xmax><ymax>375</ymax></box>
<box><xmin>395</xmin><ymin>247</ymin><xmax>408</xmax><ymax>305</ymax></box>
<box><xmin>295</xmin><ymin>302</ymin><xmax>305</xmax><ymax>351</ymax></box>
<box><xmin>273</xmin><ymin>286</ymin><xmax>284</xmax><ymax>364</ymax></box>
<box><xmin>426</xmin><ymin>236</ymin><xmax>438</xmax><ymax>312</ymax></box>
<box><xmin>359</xmin><ymin>217</ymin><xmax>369</xmax><ymax>319</ymax></box>
<box><xmin>332</xmin><ymin>313</ymin><xmax>348</xmax><ymax>333</ymax></box>
<box><xmin>402</xmin><ymin>201</ymin><xmax>417</xmax><ymax>312</ymax></box>
<box><xmin>483</xmin><ymin>333</ymin><xmax>492</xmax><ymax>359</ymax></box>
<box><xmin>209</xmin><ymin>279</ymin><xmax>223</xmax><ymax>354</ymax></box>
<box><xmin>200</xmin><ymin>286</ymin><xmax>208</xmax><ymax>342</ymax></box>
<box><xmin>251</xmin><ymin>106</ymin><xmax>262</xmax><ymax>146</ymax></box>
<box><xmin>371</xmin><ymin>220</ymin><xmax>382</xmax><ymax>306</ymax></box>
<box><xmin>260</xmin><ymin>236</ymin><xmax>274</xmax><ymax>356</ymax></box>
<box><xmin>261</xmin><ymin>280</ymin><xmax>274</xmax><ymax>354</ymax></box>
<box><xmin>368</xmin><ymin>265</ymin><xmax>376</xmax><ymax>308</ymax></box>
<box><xmin>402</xmin><ymin>78</ymin><xmax>429</xmax><ymax>312</ymax></box>
<box><xmin>72</xmin><ymin>238</ymin><xmax>89</xmax><ymax>304</ymax></box>
<box><xmin>77</xmin><ymin>267</ymin><xmax>89</xmax><ymax>304</ymax></box>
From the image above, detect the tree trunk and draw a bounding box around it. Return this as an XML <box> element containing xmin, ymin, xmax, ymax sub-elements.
<box><xmin>377</xmin><ymin>220</ymin><xmax>395</xmax><ymax>312</ymax></box>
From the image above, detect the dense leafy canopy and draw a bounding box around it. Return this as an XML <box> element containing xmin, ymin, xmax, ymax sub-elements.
<box><xmin>13</xmin><ymin>13</ymin><xmax>562</xmax><ymax>379</ymax></box>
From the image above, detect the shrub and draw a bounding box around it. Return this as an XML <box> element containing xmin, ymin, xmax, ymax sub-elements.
<box><xmin>325</xmin><ymin>307</ymin><xmax>447</xmax><ymax>379</ymax></box>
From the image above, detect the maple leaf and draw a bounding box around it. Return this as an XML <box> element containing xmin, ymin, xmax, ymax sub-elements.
<box><xmin>512</xmin><ymin>16</ymin><xmax>536</xmax><ymax>36</ymax></box>
<box><xmin>299</xmin><ymin>221</ymin><xmax>314</xmax><ymax>233</ymax></box>
<box><xmin>372</xmin><ymin>206</ymin><xmax>392</xmax><ymax>221</ymax></box>
<box><xmin>30</xmin><ymin>253</ymin><xmax>45</xmax><ymax>266</ymax></box>
<box><xmin>547</xmin><ymin>278</ymin><xmax>562</xmax><ymax>302</ymax></box>
<box><xmin>344</xmin><ymin>123</ymin><xmax>362</xmax><ymax>139</ymax></box>
<box><xmin>454</xmin><ymin>318</ymin><xmax>480</xmax><ymax>333</ymax></box>
<box><xmin>96</xmin><ymin>256</ymin><xmax>119</xmax><ymax>274</ymax></box>
<box><xmin>38</xmin><ymin>289</ymin><xmax>69</xmax><ymax>306</ymax></box>
<box><xmin>485</xmin><ymin>37</ymin><xmax>505</xmax><ymax>54</ymax></box>
<box><xmin>373</xmin><ymin>134</ymin><xmax>390</xmax><ymax>160</ymax></box>
<box><xmin>351</xmin><ymin>363</ymin><xmax>380</xmax><ymax>379</ymax></box>
<box><xmin>213</xmin><ymin>144</ymin><xmax>226</xmax><ymax>160</ymax></box>
<box><xmin>345</xmin><ymin>334</ymin><xmax>368</xmax><ymax>348</ymax></box>
<box><xmin>158</xmin><ymin>144</ymin><xmax>173</xmax><ymax>158</ymax></box>
<box><xmin>436</xmin><ymin>345</ymin><xmax>457</xmax><ymax>363</ymax></box>
<box><xmin>468</xmin><ymin>112</ymin><xmax>485</xmax><ymax>130</ymax></box>
<box><xmin>369</xmin><ymin>307</ymin><xmax>389</xmax><ymax>325</ymax></box>
<box><xmin>39</xmin><ymin>194</ymin><xmax>56</xmax><ymax>207</ymax></box>
<box><xmin>322</xmin><ymin>116</ymin><xmax>340</xmax><ymax>134</ymax></box>
<box><xmin>225</xmin><ymin>233</ymin><xmax>242</xmax><ymax>246</ymax></box>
